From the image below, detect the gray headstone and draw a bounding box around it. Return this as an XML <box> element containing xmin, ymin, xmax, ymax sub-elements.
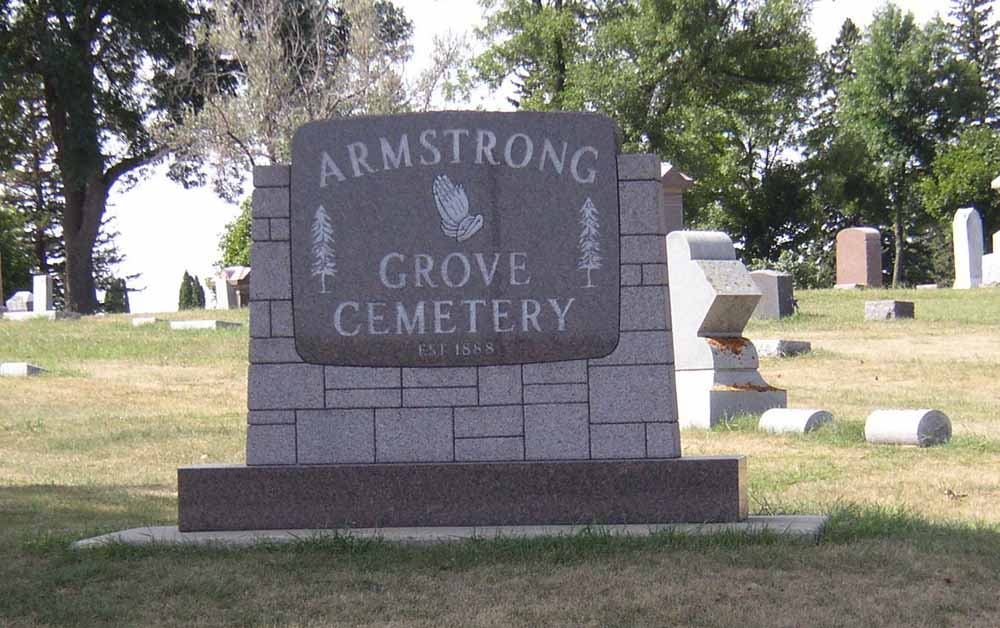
<box><xmin>953</xmin><ymin>207</ymin><xmax>983</xmax><ymax>289</ymax></box>
<box><xmin>749</xmin><ymin>270</ymin><xmax>794</xmax><ymax>319</ymax></box>
<box><xmin>865</xmin><ymin>300</ymin><xmax>914</xmax><ymax>320</ymax></box>
<box><xmin>32</xmin><ymin>274</ymin><xmax>54</xmax><ymax>312</ymax></box>
<box><xmin>751</xmin><ymin>339</ymin><xmax>811</xmax><ymax>358</ymax></box>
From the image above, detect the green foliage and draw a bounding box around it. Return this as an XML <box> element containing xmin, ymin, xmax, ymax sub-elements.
<box><xmin>178</xmin><ymin>272</ymin><xmax>197</xmax><ymax>310</ymax></box>
<box><xmin>218</xmin><ymin>198</ymin><xmax>252</xmax><ymax>268</ymax></box>
<box><xmin>950</xmin><ymin>0</ymin><xmax>1000</xmax><ymax>122</ymax></box>
<box><xmin>102</xmin><ymin>278</ymin><xmax>130</xmax><ymax>314</ymax></box>
<box><xmin>192</xmin><ymin>276</ymin><xmax>206</xmax><ymax>308</ymax></box>
<box><xmin>920</xmin><ymin>125</ymin><xmax>1000</xmax><ymax>236</ymax></box>
<box><xmin>0</xmin><ymin>1</ymin><xmax>199</xmax><ymax>312</ymax></box>
<box><xmin>0</xmin><ymin>205</ymin><xmax>33</xmax><ymax>299</ymax></box>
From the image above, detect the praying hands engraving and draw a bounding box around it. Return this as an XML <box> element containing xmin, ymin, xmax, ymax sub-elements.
<box><xmin>432</xmin><ymin>175</ymin><xmax>484</xmax><ymax>242</ymax></box>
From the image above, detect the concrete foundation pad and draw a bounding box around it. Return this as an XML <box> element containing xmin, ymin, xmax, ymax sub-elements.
<box><xmin>72</xmin><ymin>515</ymin><xmax>827</xmax><ymax>549</ymax></box>
<box><xmin>177</xmin><ymin>458</ymin><xmax>747</xmax><ymax>532</ymax></box>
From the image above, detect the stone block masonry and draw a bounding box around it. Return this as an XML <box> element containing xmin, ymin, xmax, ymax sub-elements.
<box><xmin>244</xmin><ymin>154</ymin><xmax>682</xmax><ymax>465</ymax></box>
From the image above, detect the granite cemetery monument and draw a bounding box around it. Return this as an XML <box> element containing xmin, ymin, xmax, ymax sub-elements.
<box><xmin>953</xmin><ymin>207</ymin><xmax>983</xmax><ymax>289</ymax></box>
<box><xmin>177</xmin><ymin>112</ymin><xmax>747</xmax><ymax>531</ymax></box>
<box><xmin>836</xmin><ymin>227</ymin><xmax>882</xmax><ymax>288</ymax></box>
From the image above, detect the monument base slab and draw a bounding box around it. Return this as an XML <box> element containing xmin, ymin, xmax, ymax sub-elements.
<box><xmin>178</xmin><ymin>457</ymin><xmax>747</xmax><ymax>532</ymax></box>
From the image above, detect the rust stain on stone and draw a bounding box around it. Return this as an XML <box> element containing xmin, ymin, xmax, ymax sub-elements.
<box><xmin>706</xmin><ymin>336</ymin><xmax>750</xmax><ymax>355</ymax></box>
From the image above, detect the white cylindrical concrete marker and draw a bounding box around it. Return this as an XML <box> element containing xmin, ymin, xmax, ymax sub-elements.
<box><xmin>864</xmin><ymin>409</ymin><xmax>952</xmax><ymax>447</ymax></box>
<box><xmin>759</xmin><ymin>408</ymin><xmax>832</xmax><ymax>434</ymax></box>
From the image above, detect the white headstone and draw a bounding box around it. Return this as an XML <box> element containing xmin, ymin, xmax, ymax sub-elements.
<box><xmin>0</xmin><ymin>362</ymin><xmax>46</xmax><ymax>377</ymax></box>
<box><xmin>759</xmin><ymin>408</ymin><xmax>832</xmax><ymax>434</ymax></box>
<box><xmin>953</xmin><ymin>208</ymin><xmax>983</xmax><ymax>289</ymax></box>
<box><xmin>170</xmin><ymin>320</ymin><xmax>242</xmax><ymax>330</ymax></box>
<box><xmin>864</xmin><ymin>409</ymin><xmax>951</xmax><ymax>447</ymax></box>
<box><xmin>215</xmin><ymin>274</ymin><xmax>237</xmax><ymax>310</ymax></box>
<box><xmin>32</xmin><ymin>274</ymin><xmax>54</xmax><ymax>312</ymax></box>
<box><xmin>6</xmin><ymin>290</ymin><xmax>33</xmax><ymax>312</ymax></box>
<box><xmin>666</xmin><ymin>231</ymin><xmax>786</xmax><ymax>428</ymax></box>
<box><xmin>983</xmin><ymin>230</ymin><xmax>1000</xmax><ymax>286</ymax></box>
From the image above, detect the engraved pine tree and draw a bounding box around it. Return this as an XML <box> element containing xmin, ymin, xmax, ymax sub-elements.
<box><xmin>577</xmin><ymin>197</ymin><xmax>602</xmax><ymax>288</ymax></box>
<box><xmin>311</xmin><ymin>205</ymin><xmax>336</xmax><ymax>293</ymax></box>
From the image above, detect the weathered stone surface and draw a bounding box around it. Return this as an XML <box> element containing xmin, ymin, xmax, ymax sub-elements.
<box><xmin>250</xmin><ymin>242</ymin><xmax>292</xmax><ymax>300</ymax></box>
<box><xmin>247</xmin><ymin>410</ymin><xmax>295</xmax><ymax>425</ymax></box>
<box><xmin>454</xmin><ymin>406</ymin><xmax>523</xmax><ymax>438</ymax></box>
<box><xmin>752</xmin><ymin>339</ymin><xmax>812</xmax><ymax>358</ymax></box>
<box><xmin>248</xmin><ymin>364</ymin><xmax>324</xmax><ymax>410</ymax></box>
<box><xmin>326</xmin><ymin>388</ymin><xmax>401</xmax><ymax>409</ymax></box>
<box><xmin>621</xmin><ymin>235</ymin><xmax>667</xmax><ymax>264</ymax></box>
<box><xmin>674</xmin><ymin>369</ymin><xmax>786</xmax><ymax>429</ymax></box>
<box><xmin>865</xmin><ymin>300</ymin><xmax>914</xmax><ymax>320</ymax></box>
<box><xmin>749</xmin><ymin>270</ymin><xmax>794</xmax><ymax>320</ymax></box>
<box><xmin>403</xmin><ymin>367</ymin><xmax>476</xmax><ymax>387</ymax></box>
<box><xmin>269</xmin><ymin>218</ymin><xmax>290</xmax><ymax>241</ymax></box>
<box><xmin>251</xmin><ymin>187</ymin><xmax>290</xmax><ymax>219</ymax></box>
<box><xmin>642</xmin><ymin>264</ymin><xmax>668</xmax><ymax>286</ymax></box>
<box><xmin>0</xmin><ymin>362</ymin><xmax>46</xmax><ymax>377</ymax></box>
<box><xmin>864</xmin><ymin>409</ymin><xmax>951</xmax><ymax>447</ymax></box>
<box><xmin>246</xmin><ymin>424</ymin><xmax>297</xmax><ymax>465</ymax></box>
<box><xmin>297</xmin><ymin>409</ymin><xmax>375</xmax><ymax>464</ymax></box>
<box><xmin>249</xmin><ymin>302</ymin><xmax>270</xmax><ymax>337</ymax></box>
<box><xmin>289</xmin><ymin>112</ymin><xmax>621</xmax><ymax>367</ymax></box>
<box><xmin>522</xmin><ymin>360</ymin><xmax>587</xmax><ymax>384</ymax></box>
<box><xmin>32</xmin><ymin>274</ymin><xmax>54</xmax><ymax>312</ymax></box>
<box><xmin>620</xmin><ymin>286</ymin><xmax>670</xmax><ymax>331</ymax></box>
<box><xmin>916</xmin><ymin>284</ymin><xmax>939</xmax><ymax>290</ymax></box>
<box><xmin>646</xmin><ymin>422</ymin><xmax>681</xmax><ymax>458</ymax></box>
<box><xmin>953</xmin><ymin>207</ymin><xmax>983</xmax><ymax>289</ymax></box>
<box><xmin>523</xmin><ymin>383</ymin><xmax>588</xmax><ymax>404</ymax></box>
<box><xmin>376</xmin><ymin>408</ymin><xmax>453</xmax><ymax>462</ymax></box>
<box><xmin>619</xmin><ymin>181</ymin><xmax>668</xmax><ymax>235</ymax></box>
<box><xmin>253</xmin><ymin>164</ymin><xmax>291</xmax><ymax>188</ymax></box>
<box><xmin>477</xmin><ymin>365</ymin><xmax>522</xmax><ymax>405</ymax></box>
<box><xmin>455</xmin><ymin>437</ymin><xmax>524</xmax><ymax>462</ymax></box>
<box><xmin>588</xmin><ymin>330</ymin><xmax>672</xmax><ymax>366</ymax></box>
<box><xmin>251</xmin><ymin>218</ymin><xmax>270</xmax><ymax>242</ymax></box>
<box><xmin>170</xmin><ymin>320</ymin><xmax>243</xmax><ymax>330</ymax></box>
<box><xmin>524</xmin><ymin>403</ymin><xmax>589</xmax><ymax>460</ymax></box>
<box><xmin>177</xmin><ymin>457</ymin><xmax>748</xmax><ymax>531</ymax></box>
<box><xmin>269</xmin><ymin>300</ymin><xmax>294</xmax><ymax>336</ymax></box>
<box><xmin>758</xmin><ymin>408</ymin><xmax>832</xmax><ymax>434</ymax></box>
<box><xmin>403</xmin><ymin>387</ymin><xmax>477</xmax><ymax>407</ymax></box>
<box><xmin>836</xmin><ymin>227</ymin><xmax>882</xmax><ymax>288</ymax></box>
<box><xmin>589</xmin><ymin>365</ymin><xmax>674</xmax><ymax>423</ymax></box>
<box><xmin>620</xmin><ymin>265</ymin><xmax>642</xmax><ymax>286</ymax></box>
<box><xmin>617</xmin><ymin>154</ymin><xmax>661</xmax><ymax>180</ymax></box>
<box><xmin>250</xmin><ymin>338</ymin><xmax>303</xmax><ymax>363</ymax></box>
<box><xmin>326</xmin><ymin>366</ymin><xmax>400</xmax><ymax>389</ymax></box>
<box><xmin>590</xmin><ymin>423</ymin><xmax>645</xmax><ymax>459</ymax></box>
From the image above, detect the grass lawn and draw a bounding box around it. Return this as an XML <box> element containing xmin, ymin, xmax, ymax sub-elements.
<box><xmin>1</xmin><ymin>289</ymin><xmax>998</xmax><ymax>627</ymax></box>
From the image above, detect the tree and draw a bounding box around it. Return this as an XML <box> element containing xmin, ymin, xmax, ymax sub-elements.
<box><xmin>0</xmin><ymin>205</ymin><xmax>33</xmax><ymax>300</ymax></box>
<box><xmin>168</xmin><ymin>0</ymin><xmax>419</xmax><ymax>201</ymax></box>
<box><xmin>0</xmin><ymin>1</ymin><xmax>198</xmax><ymax>313</ymax></box>
<box><xmin>950</xmin><ymin>0</ymin><xmax>1000</xmax><ymax>124</ymax></box>
<box><xmin>838</xmin><ymin>7</ymin><xmax>986</xmax><ymax>286</ymax></box>
<box><xmin>178</xmin><ymin>271</ymin><xmax>197</xmax><ymax>310</ymax></box>
<box><xmin>218</xmin><ymin>198</ymin><xmax>252</xmax><ymax>268</ymax></box>
<box><xmin>193</xmin><ymin>275</ymin><xmax>206</xmax><ymax>308</ymax></box>
<box><xmin>311</xmin><ymin>205</ymin><xmax>337</xmax><ymax>293</ymax></box>
<box><xmin>577</xmin><ymin>197</ymin><xmax>601</xmax><ymax>288</ymax></box>
<box><xmin>103</xmin><ymin>278</ymin><xmax>130</xmax><ymax>314</ymax></box>
<box><xmin>475</xmin><ymin>1</ymin><xmax>819</xmax><ymax>262</ymax></box>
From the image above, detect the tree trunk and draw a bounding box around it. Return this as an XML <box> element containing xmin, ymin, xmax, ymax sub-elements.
<box><xmin>892</xmin><ymin>206</ymin><xmax>905</xmax><ymax>288</ymax></box>
<box><xmin>61</xmin><ymin>176</ymin><xmax>107</xmax><ymax>314</ymax></box>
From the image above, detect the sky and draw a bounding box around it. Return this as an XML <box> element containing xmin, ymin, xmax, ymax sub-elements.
<box><xmin>109</xmin><ymin>0</ymin><xmax>958</xmax><ymax>313</ymax></box>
